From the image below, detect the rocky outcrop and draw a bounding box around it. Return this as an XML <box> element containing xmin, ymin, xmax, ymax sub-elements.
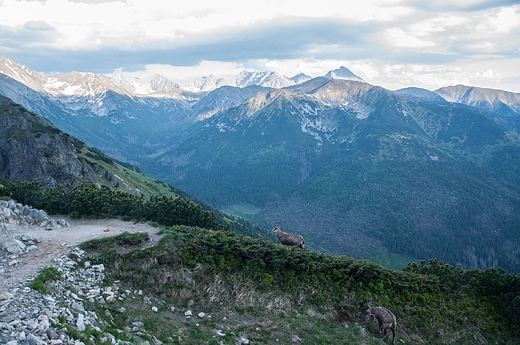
<box><xmin>0</xmin><ymin>200</ymin><xmax>68</xmax><ymax>233</ymax></box>
<box><xmin>0</xmin><ymin>95</ymin><xmax>118</xmax><ymax>188</ymax></box>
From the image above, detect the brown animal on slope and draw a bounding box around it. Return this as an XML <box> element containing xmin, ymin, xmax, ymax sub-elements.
<box><xmin>272</xmin><ymin>225</ymin><xmax>305</xmax><ymax>249</ymax></box>
<box><xmin>367</xmin><ymin>305</ymin><xmax>397</xmax><ymax>344</ymax></box>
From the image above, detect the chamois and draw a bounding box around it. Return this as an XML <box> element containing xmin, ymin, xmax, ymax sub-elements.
<box><xmin>367</xmin><ymin>305</ymin><xmax>397</xmax><ymax>344</ymax></box>
<box><xmin>272</xmin><ymin>225</ymin><xmax>305</xmax><ymax>249</ymax></box>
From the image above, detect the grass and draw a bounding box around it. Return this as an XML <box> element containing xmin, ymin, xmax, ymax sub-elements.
<box><xmin>75</xmin><ymin>145</ymin><xmax>180</xmax><ymax>199</ymax></box>
<box><xmin>72</xmin><ymin>244</ymin><xmax>393</xmax><ymax>343</ymax></box>
<box><xmin>79</xmin><ymin>231</ymin><xmax>151</xmax><ymax>253</ymax></box>
<box><xmin>81</xmin><ymin>292</ymin><xmax>388</xmax><ymax>344</ymax></box>
<box><xmin>28</xmin><ymin>266</ymin><xmax>61</xmax><ymax>294</ymax></box>
<box><xmin>222</xmin><ymin>203</ymin><xmax>261</xmax><ymax>218</ymax></box>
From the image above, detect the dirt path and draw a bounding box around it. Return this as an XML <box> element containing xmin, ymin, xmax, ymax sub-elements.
<box><xmin>0</xmin><ymin>216</ymin><xmax>163</xmax><ymax>292</ymax></box>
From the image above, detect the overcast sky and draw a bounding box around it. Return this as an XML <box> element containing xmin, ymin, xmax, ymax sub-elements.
<box><xmin>1</xmin><ymin>0</ymin><xmax>519</xmax><ymax>92</ymax></box>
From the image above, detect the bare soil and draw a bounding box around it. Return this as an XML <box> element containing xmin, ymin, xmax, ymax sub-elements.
<box><xmin>0</xmin><ymin>216</ymin><xmax>163</xmax><ymax>292</ymax></box>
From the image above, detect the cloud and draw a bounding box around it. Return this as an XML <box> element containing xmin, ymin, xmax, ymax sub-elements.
<box><xmin>385</xmin><ymin>28</ymin><xmax>436</xmax><ymax>48</ymax></box>
<box><xmin>23</xmin><ymin>20</ymin><xmax>54</xmax><ymax>31</ymax></box>
<box><xmin>0</xmin><ymin>0</ymin><xmax>519</xmax><ymax>92</ymax></box>
<box><xmin>70</xmin><ymin>0</ymin><xmax>126</xmax><ymax>3</ymax></box>
<box><xmin>406</xmin><ymin>0</ymin><xmax>519</xmax><ymax>12</ymax></box>
<box><xmin>486</xmin><ymin>7</ymin><xmax>520</xmax><ymax>32</ymax></box>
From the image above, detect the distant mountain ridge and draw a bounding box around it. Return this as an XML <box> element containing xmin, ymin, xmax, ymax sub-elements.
<box><xmin>2</xmin><ymin>55</ymin><xmax>519</xmax><ymax>117</ymax></box>
<box><xmin>323</xmin><ymin>66</ymin><xmax>364</xmax><ymax>82</ymax></box>
<box><xmin>0</xmin><ymin>56</ymin><xmax>361</xmax><ymax>96</ymax></box>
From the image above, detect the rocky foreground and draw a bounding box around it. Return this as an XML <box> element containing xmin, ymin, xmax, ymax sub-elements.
<box><xmin>0</xmin><ymin>201</ymin><xmax>253</xmax><ymax>345</ymax></box>
<box><xmin>0</xmin><ymin>200</ymin><xmax>164</xmax><ymax>345</ymax></box>
<box><xmin>0</xmin><ymin>243</ymin><xmax>180</xmax><ymax>345</ymax></box>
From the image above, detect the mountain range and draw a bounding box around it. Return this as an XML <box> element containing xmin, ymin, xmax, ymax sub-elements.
<box><xmin>1</xmin><ymin>55</ymin><xmax>520</xmax><ymax>272</ymax></box>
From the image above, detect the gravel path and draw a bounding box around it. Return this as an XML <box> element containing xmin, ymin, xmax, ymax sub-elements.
<box><xmin>0</xmin><ymin>216</ymin><xmax>162</xmax><ymax>292</ymax></box>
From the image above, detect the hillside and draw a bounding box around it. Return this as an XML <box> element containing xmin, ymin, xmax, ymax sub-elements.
<box><xmin>0</xmin><ymin>94</ymin><xmax>178</xmax><ymax>198</ymax></box>
<box><xmin>1</xmin><ymin>188</ymin><xmax>519</xmax><ymax>344</ymax></box>
<box><xmin>2</xmin><ymin>56</ymin><xmax>520</xmax><ymax>273</ymax></box>
<box><xmin>152</xmin><ymin>81</ymin><xmax>520</xmax><ymax>272</ymax></box>
<box><xmin>81</xmin><ymin>225</ymin><xmax>520</xmax><ymax>344</ymax></box>
<box><xmin>0</xmin><ymin>95</ymin><xmax>265</xmax><ymax>237</ymax></box>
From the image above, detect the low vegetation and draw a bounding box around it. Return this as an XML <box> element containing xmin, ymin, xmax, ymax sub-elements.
<box><xmin>75</xmin><ymin>226</ymin><xmax>520</xmax><ymax>344</ymax></box>
<box><xmin>28</xmin><ymin>266</ymin><xmax>62</xmax><ymax>294</ymax></box>
<box><xmin>4</xmin><ymin>181</ymin><xmax>520</xmax><ymax>344</ymax></box>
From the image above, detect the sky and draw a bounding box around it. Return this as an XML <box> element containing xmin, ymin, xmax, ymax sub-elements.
<box><xmin>0</xmin><ymin>0</ymin><xmax>519</xmax><ymax>92</ymax></box>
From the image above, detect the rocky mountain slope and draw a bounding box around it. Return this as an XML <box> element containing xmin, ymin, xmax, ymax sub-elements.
<box><xmin>2</xmin><ymin>55</ymin><xmax>520</xmax><ymax>272</ymax></box>
<box><xmin>0</xmin><ymin>95</ymin><xmax>179</xmax><ymax>198</ymax></box>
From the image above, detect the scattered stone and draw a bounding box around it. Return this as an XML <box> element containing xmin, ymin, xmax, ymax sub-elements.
<box><xmin>237</xmin><ymin>336</ymin><xmax>250</xmax><ymax>345</ymax></box>
<box><xmin>26</xmin><ymin>245</ymin><xmax>38</xmax><ymax>252</ymax></box>
<box><xmin>76</xmin><ymin>313</ymin><xmax>85</xmax><ymax>331</ymax></box>
<box><xmin>290</xmin><ymin>334</ymin><xmax>302</xmax><ymax>342</ymax></box>
<box><xmin>0</xmin><ymin>201</ymin><xmax>67</xmax><ymax>230</ymax></box>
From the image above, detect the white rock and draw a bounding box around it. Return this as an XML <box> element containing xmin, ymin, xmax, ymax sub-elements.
<box><xmin>76</xmin><ymin>313</ymin><xmax>85</xmax><ymax>331</ymax></box>
<box><xmin>0</xmin><ymin>291</ymin><xmax>14</xmax><ymax>300</ymax></box>
<box><xmin>27</xmin><ymin>245</ymin><xmax>38</xmax><ymax>252</ymax></box>
<box><xmin>2</xmin><ymin>239</ymin><xmax>26</xmax><ymax>254</ymax></box>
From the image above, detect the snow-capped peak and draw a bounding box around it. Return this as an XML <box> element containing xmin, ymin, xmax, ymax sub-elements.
<box><xmin>110</xmin><ymin>70</ymin><xmax>181</xmax><ymax>96</ymax></box>
<box><xmin>42</xmin><ymin>71</ymin><xmax>129</xmax><ymax>97</ymax></box>
<box><xmin>0</xmin><ymin>56</ymin><xmax>47</xmax><ymax>92</ymax></box>
<box><xmin>185</xmin><ymin>70</ymin><xmax>295</xmax><ymax>92</ymax></box>
<box><xmin>289</xmin><ymin>73</ymin><xmax>312</xmax><ymax>84</ymax></box>
<box><xmin>323</xmin><ymin>66</ymin><xmax>364</xmax><ymax>82</ymax></box>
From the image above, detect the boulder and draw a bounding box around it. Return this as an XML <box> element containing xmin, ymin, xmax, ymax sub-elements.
<box><xmin>2</xmin><ymin>238</ymin><xmax>27</xmax><ymax>254</ymax></box>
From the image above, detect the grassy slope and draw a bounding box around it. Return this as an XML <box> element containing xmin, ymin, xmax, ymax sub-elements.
<box><xmin>76</xmin><ymin>226</ymin><xmax>520</xmax><ymax>345</ymax></box>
